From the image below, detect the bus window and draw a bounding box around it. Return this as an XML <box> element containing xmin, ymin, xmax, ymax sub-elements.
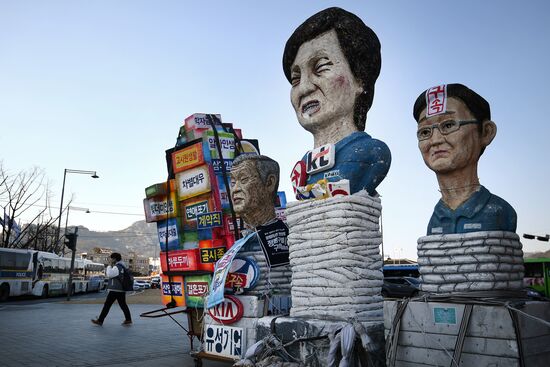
<box><xmin>58</xmin><ymin>260</ymin><xmax>67</xmax><ymax>273</ymax></box>
<box><xmin>0</xmin><ymin>252</ymin><xmax>14</xmax><ymax>268</ymax></box>
<box><xmin>43</xmin><ymin>259</ymin><xmax>53</xmax><ymax>273</ymax></box>
<box><xmin>15</xmin><ymin>253</ymin><xmax>31</xmax><ymax>270</ymax></box>
<box><xmin>524</xmin><ymin>262</ymin><xmax>543</xmax><ymax>278</ymax></box>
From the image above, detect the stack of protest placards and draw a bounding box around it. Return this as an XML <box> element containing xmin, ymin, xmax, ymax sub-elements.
<box><xmin>143</xmin><ymin>113</ymin><xmax>260</xmax><ymax>308</ymax></box>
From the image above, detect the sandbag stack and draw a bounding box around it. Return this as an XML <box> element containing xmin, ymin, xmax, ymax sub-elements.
<box><xmin>418</xmin><ymin>231</ymin><xmax>524</xmax><ymax>293</ymax></box>
<box><xmin>286</xmin><ymin>190</ymin><xmax>384</xmax><ymax>322</ymax></box>
<box><xmin>238</xmin><ymin>234</ymin><xmax>292</xmax><ymax>296</ymax></box>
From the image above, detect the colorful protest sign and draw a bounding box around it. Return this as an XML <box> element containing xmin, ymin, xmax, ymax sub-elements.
<box><xmin>225</xmin><ymin>257</ymin><xmax>260</xmax><ymax>292</ymax></box>
<box><xmin>172</xmin><ymin>140</ymin><xmax>206</xmax><ymax>173</ymax></box>
<box><xmin>175</xmin><ymin>165</ymin><xmax>212</xmax><ymax>201</ymax></box>
<box><xmin>185</xmin><ymin>274</ymin><xmax>211</xmax><ymax>308</ymax></box>
<box><xmin>207</xmin><ymin>232</ymin><xmax>255</xmax><ymax>308</ymax></box>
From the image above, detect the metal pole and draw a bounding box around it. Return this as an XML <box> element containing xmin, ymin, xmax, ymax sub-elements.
<box><xmin>55</xmin><ymin>169</ymin><xmax>97</xmax><ymax>252</ymax></box>
<box><xmin>55</xmin><ymin>169</ymin><xmax>68</xmax><ymax>249</ymax></box>
<box><xmin>66</xmin><ymin>227</ymin><xmax>78</xmax><ymax>301</ymax></box>
<box><xmin>64</xmin><ymin>206</ymin><xmax>70</xmax><ymax>234</ymax></box>
<box><xmin>1</xmin><ymin>206</ymin><xmax>5</xmax><ymax>245</ymax></box>
<box><xmin>62</xmin><ymin>206</ymin><xmax>71</xmax><ymax>256</ymax></box>
<box><xmin>380</xmin><ymin>209</ymin><xmax>384</xmax><ymax>263</ymax></box>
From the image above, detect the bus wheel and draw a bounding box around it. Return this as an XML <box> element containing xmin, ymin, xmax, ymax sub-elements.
<box><xmin>0</xmin><ymin>284</ymin><xmax>9</xmax><ymax>302</ymax></box>
<box><xmin>41</xmin><ymin>285</ymin><xmax>48</xmax><ymax>298</ymax></box>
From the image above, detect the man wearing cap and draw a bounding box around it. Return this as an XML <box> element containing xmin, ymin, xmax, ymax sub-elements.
<box><xmin>413</xmin><ymin>83</ymin><xmax>517</xmax><ymax>235</ymax></box>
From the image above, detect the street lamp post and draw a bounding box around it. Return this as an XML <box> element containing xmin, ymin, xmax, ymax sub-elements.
<box><xmin>55</xmin><ymin>169</ymin><xmax>98</xmax><ymax>249</ymax></box>
<box><xmin>56</xmin><ymin>169</ymin><xmax>97</xmax><ymax>302</ymax></box>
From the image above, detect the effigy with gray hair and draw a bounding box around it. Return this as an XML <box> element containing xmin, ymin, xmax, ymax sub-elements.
<box><xmin>232</xmin><ymin>154</ymin><xmax>280</xmax><ymax>200</ymax></box>
<box><xmin>417</xmin><ymin>231</ymin><xmax>524</xmax><ymax>293</ymax></box>
<box><xmin>229</xmin><ymin>153</ymin><xmax>291</xmax><ymax>296</ymax></box>
<box><xmin>286</xmin><ymin>190</ymin><xmax>384</xmax><ymax>321</ymax></box>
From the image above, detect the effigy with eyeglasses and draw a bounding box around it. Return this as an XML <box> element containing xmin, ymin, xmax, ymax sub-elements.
<box><xmin>232</xmin><ymin>7</ymin><xmax>550</xmax><ymax>367</ymax></box>
<box><xmin>413</xmin><ymin>83</ymin><xmax>523</xmax><ymax>294</ymax></box>
<box><xmin>384</xmin><ymin>84</ymin><xmax>545</xmax><ymax>367</ymax></box>
<box><xmin>140</xmin><ymin>6</ymin><xmax>550</xmax><ymax>367</ymax></box>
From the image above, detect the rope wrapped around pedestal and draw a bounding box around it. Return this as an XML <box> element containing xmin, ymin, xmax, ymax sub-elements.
<box><xmin>418</xmin><ymin>231</ymin><xmax>524</xmax><ymax>293</ymax></box>
<box><xmin>286</xmin><ymin>190</ymin><xmax>384</xmax><ymax>322</ymax></box>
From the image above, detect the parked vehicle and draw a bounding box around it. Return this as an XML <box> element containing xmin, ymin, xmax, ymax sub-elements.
<box><xmin>133</xmin><ymin>280</ymin><xmax>149</xmax><ymax>291</ymax></box>
<box><xmin>382</xmin><ymin>276</ymin><xmax>420</xmax><ymax>298</ymax></box>
<box><xmin>383</xmin><ymin>263</ymin><xmax>419</xmax><ymax>278</ymax></box>
<box><xmin>525</xmin><ymin>287</ymin><xmax>545</xmax><ymax>299</ymax></box>
<box><xmin>150</xmin><ymin>277</ymin><xmax>161</xmax><ymax>289</ymax></box>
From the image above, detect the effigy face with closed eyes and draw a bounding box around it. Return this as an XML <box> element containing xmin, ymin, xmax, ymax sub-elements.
<box><xmin>283</xmin><ymin>9</ymin><xmax>391</xmax><ymax>199</ymax></box>
<box><xmin>276</xmin><ymin>8</ymin><xmax>390</xmax><ymax>366</ymax></box>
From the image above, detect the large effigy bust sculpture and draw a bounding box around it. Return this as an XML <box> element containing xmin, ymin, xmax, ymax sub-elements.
<box><xmin>282</xmin><ymin>7</ymin><xmax>390</xmax><ymax>323</ymax></box>
<box><xmin>413</xmin><ymin>83</ymin><xmax>524</xmax><ymax>293</ymax></box>
<box><xmin>229</xmin><ymin>154</ymin><xmax>291</xmax><ymax>296</ymax></box>
<box><xmin>283</xmin><ymin>8</ymin><xmax>391</xmax><ymax>197</ymax></box>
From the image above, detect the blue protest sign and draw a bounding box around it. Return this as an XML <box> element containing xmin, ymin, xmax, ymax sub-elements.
<box><xmin>206</xmin><ymin>232</ymin><xmax>255</xmax><ymax>308</ymax></box>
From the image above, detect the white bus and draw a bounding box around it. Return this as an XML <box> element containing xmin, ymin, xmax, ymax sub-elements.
<box><xmin>0</xmin><ymin>248</ymin><xmax>36</xmax><ymax>300</ymax></box>
<box><xmin>0</xmin><ymin>248</ymin><xmax>105</xmax><ymax>300</ymax></box>
<box><xmin>82</xmin><ymin>259</ymin><xmax>105</xmax><ymax>292</ymax></box>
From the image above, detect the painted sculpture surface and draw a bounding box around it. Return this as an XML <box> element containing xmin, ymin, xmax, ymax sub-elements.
<box><xmin>414</xmin><ymin>83</ymin><xmax>523</xmax><ymax>293</ymax></box>
<box><xmin>413</xmin><ymin>84</ymin><xmax>517</xmax><ymax>235</ymax></box>
<box><xmin>230</xmin><ymin>154</ymin><xmax>291</xmax><ymax>296</ymax></box>
<box><xmin>283</xmin><ymin>7</ymin><xmax>390</xmax><ymax>197</ymax></box>
<box><xmin>270</xmin><ymin>8</ymin><xmax>388</xmax><ymax>365</ymax></box>
<box><xmin>230</xmin><ymin>155</ymin><xmax>279</xmax><ymax>228</ymax></box>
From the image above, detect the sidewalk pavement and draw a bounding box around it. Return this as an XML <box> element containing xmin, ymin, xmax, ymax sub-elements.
<box><xmin>0</xmin><ymin>301</ymin><xmax>231</xmax><ymax>367</ymax></box>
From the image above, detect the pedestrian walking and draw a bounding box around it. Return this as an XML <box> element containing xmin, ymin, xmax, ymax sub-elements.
<box><xmin>91</xmin><ymin>252</ymin><xmax>132</xmax><ymax>325</ymax></box>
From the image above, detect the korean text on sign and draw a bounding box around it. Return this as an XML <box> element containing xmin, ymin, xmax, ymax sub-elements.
<box><xmin>200</xmin><ymin>247</ymin><xmax>226</xmax><ymax>264</ymax></box>
<box><xmin>186</xmin><ymin>281</ymin><xmax>209</xmax><ymax>297</ymax></box>
<box><xmin>197</xmin><ymin>212</ymin><xmax>223</xmax><ymax>229</ymax></box>
<box><xmin>204</xmin><ymin>324</ymin><xmax>243</xmax><ymax>358</ymax></box>
<box><xmin>185</xmin><ymin>201</ymin><xmax>209</xmax><ymax>220</ymax></box>
<box><xmin>426</xmin><ymin>84</ymin><xmax>447</xmax><ymax>117</ymax></box>
<box><xmin>162</xmin><ymin>282</ymin><xmax>183</xmax><ymax>297</ymax></box>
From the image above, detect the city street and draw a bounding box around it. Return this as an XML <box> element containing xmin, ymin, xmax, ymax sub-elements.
<box><xmin>0</xmin><ymin>293</ymin><xmax>231</xmax><ymax>367</ymax></box>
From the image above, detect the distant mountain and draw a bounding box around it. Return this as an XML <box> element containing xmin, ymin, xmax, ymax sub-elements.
<box><xmin>525</xmin><ymin>250</ymin><xmax>550</xmax><ymax>258</ymax></box>
<box><xmin>70</xmin><ymin>220</ymin><xmax>158</xmax><ymax>258</ymax></box>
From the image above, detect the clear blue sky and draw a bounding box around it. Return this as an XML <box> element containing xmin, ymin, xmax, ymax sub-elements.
<box><xmin>1</xmin><ymin>1</ymin><xmax>549</xmax><ymax>259</ymax></box>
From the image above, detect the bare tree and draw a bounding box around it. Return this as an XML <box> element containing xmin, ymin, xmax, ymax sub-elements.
<box><xmin>0</xmin><ymin>164</ymin><xmax>67</xmax><ymax>253</ymax></box>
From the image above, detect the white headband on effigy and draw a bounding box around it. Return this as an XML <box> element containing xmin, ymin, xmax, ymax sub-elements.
<box><xmin>425</xmin><ymin>84</ymin><xmax>447</xmax><ymax>117</ymax></box>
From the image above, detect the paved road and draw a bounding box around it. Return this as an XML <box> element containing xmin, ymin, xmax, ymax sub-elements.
<box><xmin>0</xmin><ymin>298</ymin><xmax>232</xmax><ymax>367</ymax></box>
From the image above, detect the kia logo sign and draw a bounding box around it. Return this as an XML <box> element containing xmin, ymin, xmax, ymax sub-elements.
<box><xmin>207</xmin><ymin>295</ymin><xmax>243</xmax><ymax>324</ymax></box>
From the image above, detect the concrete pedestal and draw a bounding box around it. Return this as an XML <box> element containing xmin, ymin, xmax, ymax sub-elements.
<box><xmin>384</xmin><ymin>298</ymin><xmax>550</xmax><ymax>367</ymax></box>
<box><xmin>200</xmin><ymin>295</ymin><xmax>291</xmax><ymax>361</ymax></box>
